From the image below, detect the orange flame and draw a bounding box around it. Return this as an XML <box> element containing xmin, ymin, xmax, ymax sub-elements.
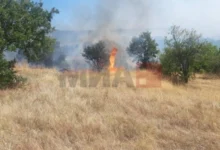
<box><xmin>109</xmin><ymin>47</ymin><xmax>118</xmax><ymax>73</ymax></box>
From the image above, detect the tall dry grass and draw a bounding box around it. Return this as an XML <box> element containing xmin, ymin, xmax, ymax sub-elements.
<box><xmin>0</xmin><ymin>65</ymin><xmax>220</xmax><ymax>150</ymax></box>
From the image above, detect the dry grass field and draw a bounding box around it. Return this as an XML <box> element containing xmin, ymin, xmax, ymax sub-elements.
<box><xmin>0</xmin><ymin>65</ymin><xmax>220</xmax><ymax>150</ymax></box>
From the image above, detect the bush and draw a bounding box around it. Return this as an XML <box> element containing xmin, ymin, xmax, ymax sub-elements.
<box><xmin>0</xmin><ymin>55</ymin><xmax>25</xmax><ymax>89</ymax></box>
<box><xmin>82</xmin><ymin>41</ymin><xmax>109</xmax><ymax>72</ymax></box>
<box><xmin>160</xmin><ymin>26</ymin><xmax>202</xmax><ymax>83</ymax></box>
<box><xmin>193</xmin><ymin>42</ymin><xmax>220</xmax><ymax>74</ymax></box>
<box><xmin>127</xmin><ymin>31</ymin><xmax>159</xmax><ymax>69</ymax></box>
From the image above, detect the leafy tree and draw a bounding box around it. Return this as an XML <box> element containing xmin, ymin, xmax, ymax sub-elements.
<box><xmin>194</xmin><ymin>42</ymin><xmax>220</xmax><ymax>73</ymax></box>
<box><xmin>0</xmin><ymin>0</ymin><xmax>58</xmax><ymax>89</ymax></box>
<box><xmin>160</xmin><ymin>26</ymin><xmax>203</xmax><ymax>83</ymax></box>
<box><xmin>82</xmin><ymin>41</ymin><xmax>109</xmax><ymax>71</ymax></box>
<box><xmin>210</xmin><ymin>48</ymin><xmax>220</xmax><ymax>74</ymax></box>
<box><xmin>213</xmin><ymin>50</ymin><xmax>220</xmax><ymax>73</ymax></box>
<box><xmin>0</xmin><ymin>0</ymin><xmax>59</xmax><ymax>61</ymax></box>
<box><xmin>127</xmin><ymin>32</ymin><xmax>159</xmax><ymax>69</ymax></box>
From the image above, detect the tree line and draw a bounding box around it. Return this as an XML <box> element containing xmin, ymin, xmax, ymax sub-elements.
<box><xmin>83</xmin><ymin>27</ymin><xmax>220</xmax><ymax>84</ymax></box>
<box><xmin>0</xmin><ymin>0</ymin><xmax>219</xmax><ymax>89</ymax></box>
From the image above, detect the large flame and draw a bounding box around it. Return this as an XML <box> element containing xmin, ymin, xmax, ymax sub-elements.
<box><xmin>109</xmin><ymin>47</ymin><xmax>118</xmax><ymax>73</ymax></box>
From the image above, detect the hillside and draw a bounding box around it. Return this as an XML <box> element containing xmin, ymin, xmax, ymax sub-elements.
<box><xmin>0</xmin><ymin>65</ymin><xmax>220</xmax><ymax>150</ymax></box>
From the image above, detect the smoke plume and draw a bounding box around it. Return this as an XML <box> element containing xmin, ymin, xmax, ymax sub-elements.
<box><xmin>7</xmin><ymin>0</ymin><xmax>151</xmax><ymax>70</ymax></box>
<box><xmin>56</xmin><ymin>0</ymin><xmax>151</xmax><ymax>70</ymax></box>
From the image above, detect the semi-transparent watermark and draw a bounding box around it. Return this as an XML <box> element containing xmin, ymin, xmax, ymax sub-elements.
<box><xmin>58</xmin><ymin>63</ymin><xmax>162</xmax><ymax>88</ymax></box>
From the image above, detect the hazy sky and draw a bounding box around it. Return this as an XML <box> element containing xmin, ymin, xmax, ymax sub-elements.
<box><xmin>39</xmin><ymin>0</ymin><xmax>220</xmax><ymax>38</ymax></box>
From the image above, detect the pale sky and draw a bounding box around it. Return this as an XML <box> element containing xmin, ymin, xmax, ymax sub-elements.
<box><xmin>41</xmin><ymin>0</ymin><xmax>220</xmax><ymax>38</ymax></box>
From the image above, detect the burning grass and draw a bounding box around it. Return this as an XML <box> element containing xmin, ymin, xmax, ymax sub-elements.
<box><xmin>0</xmin><ymin>65</ymin><xmax>220</xmax><ymax>150</ymax></box>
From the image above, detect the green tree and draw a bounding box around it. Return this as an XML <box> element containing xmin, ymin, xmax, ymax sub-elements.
<box><xmin>194</xmin><ymin>42</ymin><xmax>220</xmax><ymax>73</ymax></box>
<box><xmin>213</xmin><ymin>49</ymin><xmax>220</xmax><ymax>73</ymax></box>
<box><xmin>160</xmin><ymin>26</ymin><xmax>202</xmax><ymax>83</ymax></box>
<box><xmin>127</xmin><ymin>32</ymin><xmax>159</xmax><ymax>69</ymax></box>
<box><xmin>82</xmin><ymin>41</ymin><xmax>109</xmax><ymax>72</ymax></box>
<box><xmin>0</xmin><ymin>0</ymin><xmax>58</xmax><ymax>89</ymax></box>
<box><xmin>0</xmin><ymin>0</ymin><xmax>59</xmax><ymax>61</ymax></box>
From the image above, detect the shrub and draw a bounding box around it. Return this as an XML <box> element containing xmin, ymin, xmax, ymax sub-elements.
<box><xmin>0</xmin><ymin>55</ymin><xmax>25</xmax><ymax>89</ymax></box>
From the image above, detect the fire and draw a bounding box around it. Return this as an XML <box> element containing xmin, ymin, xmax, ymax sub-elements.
<box><xmin>109</xmin><ymin>47</ymin><xmax>118</xmax><ymax>73</ymax></box>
